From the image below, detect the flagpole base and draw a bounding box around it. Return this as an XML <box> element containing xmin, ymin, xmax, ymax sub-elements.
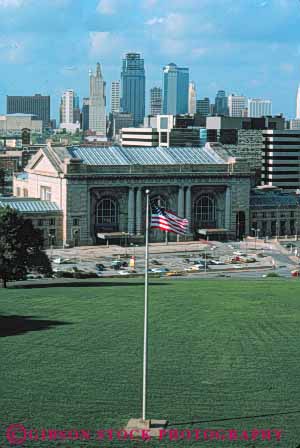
<box><xmin>125</xmin><ymin>418</ymin><xmax>168</xmax><ymax>437</ymax></box>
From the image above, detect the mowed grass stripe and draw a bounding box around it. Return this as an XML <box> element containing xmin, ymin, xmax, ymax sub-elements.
<box><xmin>1</xmin><ymin>279</ymin><xmax>300</xmax><ymax>447</ymax></box>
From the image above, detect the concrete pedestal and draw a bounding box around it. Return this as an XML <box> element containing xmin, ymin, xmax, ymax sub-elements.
<box><xmin>125</xmin><ymin>418</ymin><xmax>168</xmax><ymax>438</ymax></box>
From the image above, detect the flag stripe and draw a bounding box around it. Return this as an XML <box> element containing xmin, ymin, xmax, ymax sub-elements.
<box><xmin>150</xmin><ymin>203</ymin><xmax>189</xmax><ymax>235</ymax></box>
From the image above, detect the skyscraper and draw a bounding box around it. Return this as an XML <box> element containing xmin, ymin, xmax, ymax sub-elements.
<box><xmin>248</xmin><ymin>98</ymin><xmax>272</xmax><ymax>117</ymax></box>
<box><xmin>82</xmin><ymin>98</ymin><xmax>90</xmax><ymax>132</ymax></box>
<box><xmin>60</xmin><ymin>89</ymin><xmax>80</xmax><ymax>124</ymax></box>
<box><xmin>196</xmin><ymin>97</ymin><xmax>210</xmax><ymax>117</ymax></box>
<box><xmin>111</xmin><ymin>81</ymin><xmax>120</xmax><ymax>113</ymax></box>
<box><xmin>89</xmin><ymin>63</ymin><xmax>106</xmax><ymax>135</ymax></box>
<box><xmin>150</xmin><ymin>87</ymin><xmax>162</xmax><ymax>116</ymax></box>
<box><xmin>121</xmin><ymin>53</ymin><xmax>145</xmax><ymax>126</ymax></box>
<box><xmin>214</xmin><ymin>90</ymin><xmax>228</xmax><ymax>115</ymax></box>
<box><xmin>163</xmin><ymin>63</ymin><xmax>189</xmax><ymax>115</ymax></box>
<box><xmin>296</xmin><ymin>85</ymin><xmax>300</xmax><ymax>119</ymax></box>
<box><xmin>7</xmin><ymin>94</ymin><xmax>50</xmax><ymax>129</ymax></box>
<box><xmin>188</xmin><ymin>81</ymin><xmax>197</xmax><ymax>114</ymax></box>
<box><xmin>228</xmin><ymin>94</ymin><xmax>247</xmax><ymax>117</ymax></box>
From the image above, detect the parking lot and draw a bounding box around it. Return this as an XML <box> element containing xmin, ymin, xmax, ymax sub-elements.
<box><xmin>45</xmin><ymin>238</ymin><xmax>300</xmax><ymax>280</ymax></box>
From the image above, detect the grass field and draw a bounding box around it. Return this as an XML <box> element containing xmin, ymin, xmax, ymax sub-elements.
<box><xmin>1</xmin><ymin>279</ymin><xmax>300</xmax><ymax>447</ymax></box>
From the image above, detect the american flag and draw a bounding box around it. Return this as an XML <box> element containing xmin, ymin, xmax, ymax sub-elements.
<box><xmin>150</xmin><ymin>203</ymin><xmax>189</xmax><ymax>235</ymax></box>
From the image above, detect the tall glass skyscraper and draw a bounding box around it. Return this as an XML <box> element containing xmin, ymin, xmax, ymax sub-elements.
<box><xmin>214</xmin><ymin>90</ymin><xmax>229</xmax><ymax>115</ymax></box>
<box><xmin>121</xmin><ymin>53</ymin><xmax>145</xmax><ymax>127</ymax></box>
<box><xmin>163</xmin><ymin>63</ymin><xmax>189</xmax><ymax>115</ymax></box>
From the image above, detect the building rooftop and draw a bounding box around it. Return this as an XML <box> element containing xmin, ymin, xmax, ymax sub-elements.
<box><xmin>66</xmin><ymin>146</ymin><xmax>226</xmax><ymax>166</ymax></box>
<box><xmin>250</xmin><ymin>190</ymin><xmax>300</xmax><ymax>207</ymax></box>
<box><xmin>0</xmin><ymin>197</ymin><xmax>61</xmax><ymax>213</ymax></box>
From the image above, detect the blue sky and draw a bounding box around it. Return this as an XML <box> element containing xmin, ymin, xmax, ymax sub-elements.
<box><xmin>0</xmin><ymin>0</ymin><xmax>300</xmax><ymax>119</ymax></box>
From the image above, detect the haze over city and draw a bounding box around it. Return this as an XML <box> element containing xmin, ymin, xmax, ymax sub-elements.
<box><xmin>0</xmin><ymin>0</ymin><xmax>300</xmax><ymax>118</ymax></box>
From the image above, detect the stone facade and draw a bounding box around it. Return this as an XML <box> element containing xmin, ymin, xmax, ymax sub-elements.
<box><xmin>16</xmin><ymin>144</ymin><xmax>253</xmax><ymax>246</ymax></box>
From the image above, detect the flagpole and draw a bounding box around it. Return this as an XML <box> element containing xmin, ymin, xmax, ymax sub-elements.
<box><xmin>142</xmin><ymin>189</ymin><xmax>150</xmax><ymax>421</ymax></box>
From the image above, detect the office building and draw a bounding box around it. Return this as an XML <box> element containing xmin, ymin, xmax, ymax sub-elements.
<box><xmin>150</xmin><ymin>87</ymin><xmax>162</xmax><ymax>116</ymax></box>
<box><xmin>163</xmin><ymin>63</ymin><xmax>189</xmax><ymax>115</ymax></box>
<box><xmin>60</xmin><ymin>90</ymin><xmax>78</xmax><ymax>124</ymax></box>
<box><xmin>289</xmin><ymin>119</ymin><xmax>300</xmax><ymax>130</ymax></box>
<box><xmin>121</xmin><ymin>128</ymin><xmax>159</xmax><ymax>147</ymax></box>
<box><xmin>111</xmin><ymin>81</ymin><xmax>120</xmax><ymax>113</ymax></box>
<box><xmin>296</xmin><ymin>85</ymin><xmax>300</xmax><ymax>119</ymax></box>
<box><xmin>248</xmin><ymin>98</ymin><xmax>272</xmax><ymax>117</ymax></box>
<box><xmin>188</xmin><ymin>82</ymin><xmax>197</xmax><ymax>114</ymax></box>
<box><xmin>81</xmin><ymin>98</ymin><xmax>90</xmax><ymax>132</ymax></box>
<box><xmin>214</xmin><ymin>90</ymin><xmax>228</xmax><ymax>115</ymax></box>
<box><xmin>7</xmin><ymin>94</ymin><xmax>50</xmax><ymax>129</ymax></box>
<box><xmin>89</xmin><ymin>63</ymin><xmax>106</xmax><ymax>135</ymax></box>
<box><xmin>121</xmin><ymin>53</ymin><xmax>145</xmax><ymax>127</ymax></box>
<box><xmin>228</xmin><ymin>94</ymin><xmax>247</xmax><ymax>117</ymax></box>
<box><xmin>196</xmin><ymin>98</ymin><xmax>210</xmax><ymax>117</ymax></box>
<box><xmin>109</xmin><ymin>112</ymin><xmax>133</xmax><ymax>138</ymax></box>
<box><xmin>0</xmin><ymin>114</ymin><xmax>43</xmax><ymax>135</ymax></box>
<box><xmin>206</xmin><ymin>116</ymin><xmax>285</xmax><ymax>172</ymax></box>
<box><xmin>261</xmin><ymin>129</ymin><xmax>300</xmax><ymax>192</ymax></box>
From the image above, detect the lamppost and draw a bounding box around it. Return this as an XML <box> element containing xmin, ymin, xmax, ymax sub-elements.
<box><xmin>48</xmin><ymin>234</ymin><xmax>55</xmax><ymax>259</ymax></box>
<box><xmin>251</xmin><ymin>228</ymin><xmax>260</xmax><ymax>250</ymax></box>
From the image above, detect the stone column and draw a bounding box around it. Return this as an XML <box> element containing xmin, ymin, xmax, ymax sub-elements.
<box><xmin>225</xmin><ymin>187</ymin><xmax>231</xmax><ymax>229</ymax></box>
<box><xmin>135</xmin><ymin>187</ymin><xmax>142</xmax><ymax>235</ymax></box>
<box><xmin>128</xmin><ymin>187</ymin><xmax>135</xmax><ymax>234</ymax></box>
<box><xmin>178</xmin><ymin>186</ymin><xmax>184</xmax><ymax>217</ymax></box>
<box><xmin>185</xmin><ymin>186</ymin><xmax>192</xmax><ymax>231</ymax></box>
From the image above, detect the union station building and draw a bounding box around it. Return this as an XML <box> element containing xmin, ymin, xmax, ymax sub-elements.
<box><xmin>12</xmin><ymin>143</ymin><xmax>253</xmax><ymax>246</ymax></box>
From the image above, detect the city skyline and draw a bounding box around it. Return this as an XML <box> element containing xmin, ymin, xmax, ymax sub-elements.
<box><xmin>0</xmin><ymin>0</ymin><xmax>300</xmax><ymax>119</ymax></box>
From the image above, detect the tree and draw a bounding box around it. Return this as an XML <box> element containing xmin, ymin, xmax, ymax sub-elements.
<box><xmin>0</xmin><ymin>207</ymin><xmax>52</xmax><ymax>288</ymax></box>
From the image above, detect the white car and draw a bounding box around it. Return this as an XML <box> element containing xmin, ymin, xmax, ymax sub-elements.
<box><xmin>118</xmin><ymin>270</ymin><xmax>130</xmax><ymax>275</ymax></box>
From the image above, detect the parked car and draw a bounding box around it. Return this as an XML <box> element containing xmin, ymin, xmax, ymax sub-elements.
<box><xmin>96</xmin><ymin>263</ymin><xmax>106</xmax><ymax>271</ymax></box>
<box><xmin>291</xmin><ymin>270</ymin><xmax>300</xmax><ymax>277</ymax></box>
<box><xmin>210</xmin><ymin>260</ymin><xmax>225</xmax><ymax>265</ymax></box>
<box><xmin>150</xmin><ymin>267</ymin><xmax>169</xmax><ymax>273</ymax></box>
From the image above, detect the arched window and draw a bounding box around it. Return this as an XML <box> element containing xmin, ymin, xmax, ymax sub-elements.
<box><xmin>151</xmin><ymin>196</ymin><xmax>167</xmax><ymax>209</ymax></box>
<box><xmin>96</xmin><ymin>198</ymin><xmax>118</xmax><ymax>224</ymax></box>
<box><xmin>194</xmin><ymin>195</ymin><xmax>216</xmax><ymax>225</ymax></box>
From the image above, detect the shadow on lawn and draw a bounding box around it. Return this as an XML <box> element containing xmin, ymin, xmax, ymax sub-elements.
<box><xmin>11</xmin><ymin>281</ymin><xmax>167</xmax><ymax>289</ymax></box>
<box><xmin>0</xmin><ymin>315</ymin><xmax>70</xmax><ymax>337</ymax></box>
<box><xmin>169</xmin><ymin>409</ymin><xmax>300</xmax><ymax>426</ymax></box>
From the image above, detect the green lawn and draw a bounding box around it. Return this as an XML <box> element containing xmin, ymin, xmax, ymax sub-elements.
<box><xmin>1</xmin><ymin>279</ymin><xmax>300</xmax><ymax>447</ymax></box>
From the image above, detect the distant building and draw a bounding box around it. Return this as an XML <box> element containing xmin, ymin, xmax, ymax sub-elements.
<box><xmin>122</xmin><ymin>115</ymin><xmax>200</xmax><ymax>148</ymax></box>
<box><xmin>163</xmin><ymin>63</ymin><xmax>189</xmax><ymax>115</ymax></box>
<box><xmin>228</xmin><ymin>94</ymin><xmax>247</xmax><ymax>117</ymax></box>
<box><xmin>0</xmin><ymin>114</ymin><xmax>43</xmax><ymax>135</ymax></box>
<box><xmin>196</xmin><ymin>98</ymin><xmax>210</xmax><ymax>117</ymax></box>
<box><xmin>60</xmin><ymin>89</ymin><xmax>80</xmax><ymax>125</ymax></box>
<box><xmin>150</xmin><ymin>87</ymin><xmax>162</xmax><ymax>116</ymax></box>
<box><xmin>214</xmin><ymin>90</ymin><xmax>228</xmax><ymax>115</ymax></box>
<box><xmin>296</xmin><ymin>85</ymin><xmax>300</xmax><ymax>119</ymax></box>
<box><xmin>111</xmin><ymin>81</ymin><xmax>120</xmax><ymax>113</ymax></box>
<box><xmin>206</xmin><ymin>116</ymin><xmax>285</xmax><ymax>173</ymax></box>
<box><xmin>289</xmin><ymin>119</ymin><xmax>300</xmax><ymax>130</ymax></box>
<box><xmin>110</xmin><ymin>112</ymin><xmax>133</xmax><ymax>139</ymax></box>
<box><xmin>81</xmin><ymin>98</ymin><xmax>90</xmax><ymax>132</ymax></box>
<box><xmin>248</xmin><ymin>98</ymin><xmax>272</xmax><ymax>117</ymax></box>
<box><xmin>0</xmin><ymin>193</ymin><xmax>63</xmax><ymax>248</ymax></box>
<box><xmin>7</xmin><ymin>94</ymin><xmax>50</xmax><ymax>129</ymax></box>
<box><xmin>89</xmin><ymin>63</ymin><xmax>106</xmax><ymax>135</ymax></box>
<box><xmin>250</xmin><ymin>186</ymin><xmax>300</xmax><ymax>238</ymax></box>
<box><xmin>121</xmin><ymin>53</ymin><xmax>145</xmax><ymax>126</ymax></box>
<box><xmin>261</xmin><ymin>129</ymin><xmax>300</xmax><ymax>192</ymax></box>
<box><xmin>188</xmin><ymin>81</ymin><xmax>197</xmax><ymax>115</ymax></box>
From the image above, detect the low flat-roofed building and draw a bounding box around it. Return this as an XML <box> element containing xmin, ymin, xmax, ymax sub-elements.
<box><xmin>0</xmin><ymin>195</ymin><xmax>63</xmax><ymax>247</ymax></box>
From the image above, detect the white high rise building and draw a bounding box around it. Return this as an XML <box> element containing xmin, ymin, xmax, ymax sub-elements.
<box><xmin>188</xmin><ymin>81</ymin><xmax>197</xmax><ymax>114</ymax></box>
<box><xmin>60</xmin><ymin>90</ymin><xmax>75</xmax><ymax>124</ymax></box>
<box><xmin>89</xmin><ymin>63</ymin><xmax>106</xmax><ymax>135</ymax></box>
<box><xmin>248</xmin><ymin>98</ymin><xmax>272</xmax><ymax>117</ymax></box>
<box><xmin>228</xmin><ymin>94</ymin><xmax>247</xmax><ymax>117</ymax></box>
<box><xmin>296</xmin><ymin>84</ymin><xmax>300</xmax><ymax>119</ymax></box>
<box><xmin>150</xmin><ymin>87</ymin><xmax>162</xmax><ymax>116</ymax></box>
<box><xmin>111</xmin><ymin>81</ymin><xmax>120</xmax><ymax>113</ymax></box>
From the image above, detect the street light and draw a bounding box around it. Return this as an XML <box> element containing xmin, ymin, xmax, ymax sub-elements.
<box><xmin>251</xmin><ymin>228</ymin><xmax>260</xmax><ymax>250</ymax></box>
